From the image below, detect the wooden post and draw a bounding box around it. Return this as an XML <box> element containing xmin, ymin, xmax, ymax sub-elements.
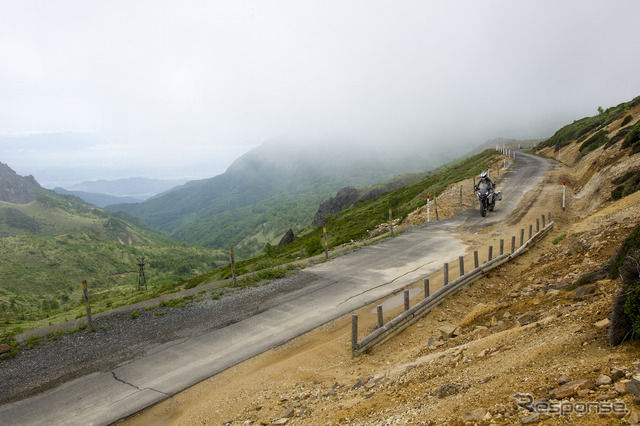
<box><xmin>459</xmin><ymin>185</ymin><xmax>463</xmax><ymax>207</ymax></box>
<box><xmin>542</xmin><ymin>214</ymin><xmax>546</xmax><ymax>228</ymax></box>
<box><xmin>404</xmin><ymin>290</ymin><xmax>410</xmax><ymax>311</ymax></box>
<box><xmin>435</xmin><ymin>198</ymin><xmax>439</xmax><ymax>221</ymax></box>
<box><xmin>459</xmin><ymin>256</ymin><xmax>464</xmax><ymax>276</ymax></box>
<box><xmin>548</xmin><ymin>211</ymin><xmax>551</xmax><ymax>223</ymax></box>
<box><xmin>536</xmin><ymin>218</ymin><xmax>540</xmax><ymax>232</ymax></box>
<box><xmin>377</xmin><ymin>305</ymin><xmax>384</xmax><ymax>328</ymax></box>
<box><xmin>511</xmin><ymin>236</ymin><xmax>516</xmax><ymax>254</ymax></box>
<box><xmin>230</xmin><ymin>248</ymin><xmax>237</xmax><ymax>286</ymax></box>
<box><xmin>520</xmin><ymin>228</ymin><xmax>525</xmax><ymax>247</ymax></box>
<box><xmin>474</xmin><ymin>250</ymin><xmax>479</xmax><ymax>269</ymax></box>
<box><xmin>424</xmin><ymin>279</ymin><xmax>430</xmax><ymax>298</ymax></box>
<box><xmin>323</xmin><ymin>227</ymin><xmax>329</xmax><ymax>260</ymax></box>
<box><xmin>500</xmin><ymin>239</ymin><xmax>504</xmax><ymax>255</ymax></box>
<box><xmin>389</xmin><ymin>209</ymin><xmax>394</xmax><ymax>238</ymax></box>
<box><xmin>351</xmin><ymin>314</ymin><xmax>358</xmax><ymax>357</ymax></box>
<box><xmin>529</xmin><ymin>224</ymin><xmax>533</xmax><ymax>240</ymax></box>
<box><xmin>82</xmin><ymin>280</ymin><xmax>94</xmax><ymax>330</ymax></box>
<box><xmin>488</xmin><ymin>246</ymin><xmax>493</xmax><ymax>261</ymax></box>
<box><xmin>443</xmin><ymin>262</ymin><xmax>449</xmax><ymax>285</ymax></box>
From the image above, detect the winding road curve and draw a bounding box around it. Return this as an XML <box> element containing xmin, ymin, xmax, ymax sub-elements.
<box><xmin>0</xmin><ymin>152</ymin><xmax>553</xmax><ymax>425</ymax></box>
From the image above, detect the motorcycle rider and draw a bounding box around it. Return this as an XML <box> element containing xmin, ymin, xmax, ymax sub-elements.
<box><xmin>474</xmin><ymin>170</ymin><xmax>495</xmax><ymax>192</ymax></box>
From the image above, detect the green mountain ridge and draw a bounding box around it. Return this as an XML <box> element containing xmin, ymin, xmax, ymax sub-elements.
<box><xmin>108</xmin><ymin>138</ymin><xmax>456</xmax><ymax>258</ymax></box>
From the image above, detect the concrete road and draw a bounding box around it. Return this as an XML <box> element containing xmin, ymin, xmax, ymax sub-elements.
<box><xmin>0</xmin><ymin>152</ymin><xmax>552</xmax><ymax>426</ymax></box>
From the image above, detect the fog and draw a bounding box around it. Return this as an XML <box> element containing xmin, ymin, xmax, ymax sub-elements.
<box><xmin>1</xmin><ymin>1</ymin><xmax>640</xmax><ymax>186</ymax></box>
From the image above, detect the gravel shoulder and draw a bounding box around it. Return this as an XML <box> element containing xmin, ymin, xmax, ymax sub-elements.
<box><xmin>0</xmin><ymin>271</ymin><xmax>319</xmax><ymax>405</ymax></box>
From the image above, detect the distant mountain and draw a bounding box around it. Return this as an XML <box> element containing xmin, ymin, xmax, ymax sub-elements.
<box><xmin>0</xmin><ymin>161</ymin><xmax>45</xmax><ymax>204</ymax></box>
<box><xmin>108</xmin><ymin>138</ymin><xmax>455</xmax><ymax>257</ymax></box>
<box><xmin>68</xmin><ymin>177</ymin><xmax>187</xmax><ymax>199</ymax></box>
<box><xmin>53</xmin><ymin>187</ymin><xmax>144</xmax><ymax>208</ymax></box>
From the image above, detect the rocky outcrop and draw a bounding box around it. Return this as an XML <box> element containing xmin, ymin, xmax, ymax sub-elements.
<box><xmin>277</xmin><ymin>228</ymin><xmax>295</xmax><ymax>248</ymax></box>
<box><xmin>0</xmin><ymin>161</ymin><xmax>41</xmax><ymax>204</ymax></box>
<box><xmin>312</xmin><ymin>187</ymin><xmax>359</xmax><ymax>226</ymax></box>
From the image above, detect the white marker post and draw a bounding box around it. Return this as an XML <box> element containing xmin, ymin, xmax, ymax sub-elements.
<box><xmin>562</xmin><ymin>180</ymin><xmax>566</xmax><ymax>211</ymax></box>
<box><xmin>427</xmin><ymin>194</ymin><xmax>430</xmax><ymax>224</ymax></box>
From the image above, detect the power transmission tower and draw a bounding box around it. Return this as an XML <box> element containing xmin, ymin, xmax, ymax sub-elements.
<box><xmin>137</xmin><ymin>257</ymin><xmax>147</xmax><ymax>290</ymax></box>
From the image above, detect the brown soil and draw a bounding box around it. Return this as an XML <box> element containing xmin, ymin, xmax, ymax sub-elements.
<box><xmin>121</xmin><ymin>139</ymin><xmax>640</xmax><ymax>425</ymax></box>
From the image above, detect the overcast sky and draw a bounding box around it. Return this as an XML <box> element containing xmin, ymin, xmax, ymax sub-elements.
<box><xmin>1</xmin><ymin>0</ymin><xmax>640</xmax><ymax>187</ymax></box>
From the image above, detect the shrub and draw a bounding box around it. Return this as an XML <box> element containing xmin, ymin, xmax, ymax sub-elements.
<box><xmin>612</xmin><ymin>186</ymin><xmax>625</xmax><ymax>201</ymax></box>
<box><xmin>0</xmin><ymin>330</ymin><xmax>19</xmax><ymax>359</ymax></box>
<box><xmin>621</xmin><ymin>115</ymin><xmax>633</xmax><ymax>127</ymax></box>
<box><xmin>552</xmin><ymin>234</ymin><xmax>567</xmax><ymax>245</ymax></box>
<box><xmin>616</xmin><ymin>250</ymin><xmax>640</xmax><ymax>342</ymax></box>
<box><xmin>604</xmin><ymin>127</ymin><xmax>630</xmax><ymax>149</ymax></box>
<box><xmin>161</xmin><ymin>298</ymin><xmax>186</xmax><ymax>308</ymax></box>
<box><xmin>304</xmin><ymin>237</ymin><xmax>323</xmax><ymax>256</ymax></box>
<box><xmin>605</xmin><ymin>227</ymin><xmax>640</xmax><ymax>344</ymax></box>
<box><xmin>608</xmin><ymin>287</ymin><xmax>633</xmax><ymax>345</ymax></box>
<box><xmin>622</xmin><ymin>121</ymin><xmax>640</xmax><ymax>155</ymax></box>
<box><xmin>25</xmin><ymin>334</ymin><xmax>40</xmax><ymax>349</ymax></box>
<box><xmin>579</xmin><ymin>130</ymin><xmax>609</xmax><ymax>153</ymax></box>
<box><xmin>608</xmin><ymin>224</ymin><xmax>640</xmax><ymax>276</ymax></box>
<box><xmin>607</xmin><ymin>227</ymin><xmax>640</xmax><ymax>344</ymax></box>
<box><xmin>611</xmin><ymin>171</ymin><xmax>640</xmax><ymax>200</ymax></box>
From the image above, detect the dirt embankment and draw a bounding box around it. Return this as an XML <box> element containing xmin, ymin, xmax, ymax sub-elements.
<box><xmin>123</xmin><ymin>131</ymin><xmax>640</xmax><ymax>425</ymax></box>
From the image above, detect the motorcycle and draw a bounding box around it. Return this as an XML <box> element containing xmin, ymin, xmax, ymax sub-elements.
<box><xmin>476</xmin><ymin>183</ymin><xmax>502</xmax><ymax>217</ymax></box>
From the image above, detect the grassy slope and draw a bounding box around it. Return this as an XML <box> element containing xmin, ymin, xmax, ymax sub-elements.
<box><xmin>0</xmin><ymin>192</ymin><xmax>227</xmax><ymax>332</ymax></box>
<box><xmin>536</xmin><ymin>95</ymin><xmax>640</xmax><ymax>152</ymax></box>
